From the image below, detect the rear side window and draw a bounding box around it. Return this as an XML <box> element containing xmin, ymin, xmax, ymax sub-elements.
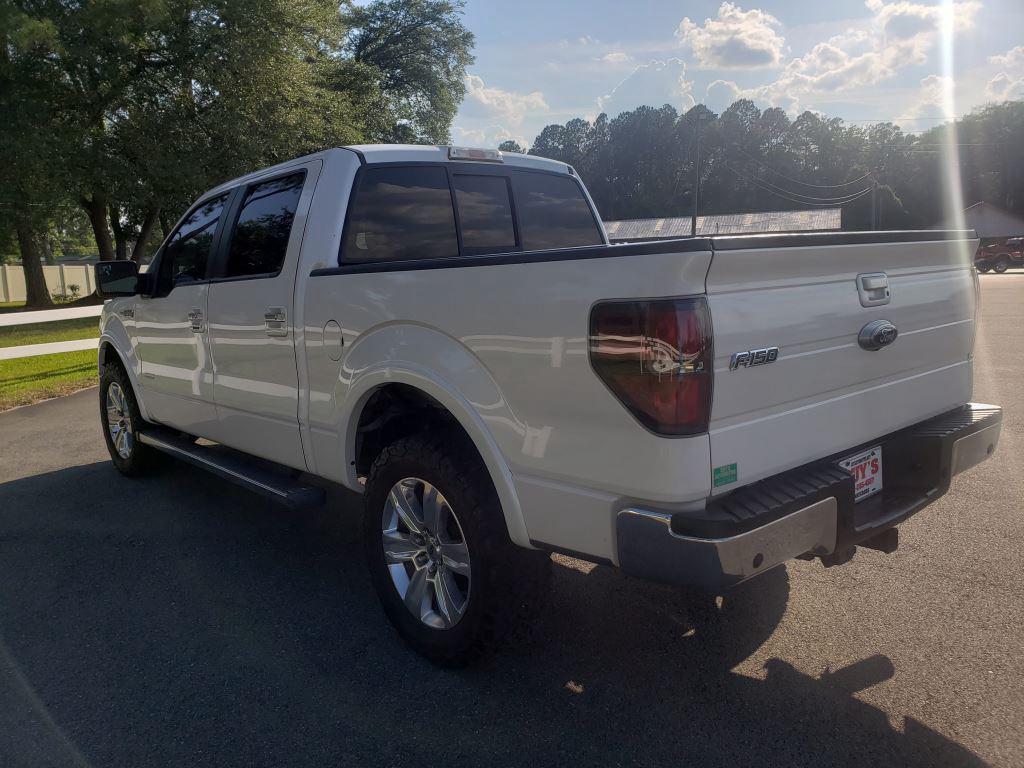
<box><xmin>512</xmin><ymin>172</ymin><xmax>603</xmax><ymax>251</ymax></box>
<box><xmin>343</xmin><ymin>166</ymin><xmax>458</xmax><ymax>263</ymax></box>
<box><xmin>225</xmin><ymin>172</ymin><xmax>305</xmax><ymax>278</ymax></box>
<box><xmin>452</xmin><ymin>174</ymin><xmax>516</xmax><ymax>254</ymax></box>
<box><xmin>163</xmin><ymin>195</ymin><xmax>228</xmax><ymax>286</ymax></box>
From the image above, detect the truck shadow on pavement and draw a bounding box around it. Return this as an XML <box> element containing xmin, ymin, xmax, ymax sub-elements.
<box><xmin>0</xmin><ymin>460</ymin><xmax>988</xmax><ymax>768</ymax></box>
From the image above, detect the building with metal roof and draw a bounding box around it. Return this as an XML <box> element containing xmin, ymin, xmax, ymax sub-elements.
<box><xmin>604</xmin><ymin>209</ymin><xmax>842</xmax><ymax>241</ymax></box>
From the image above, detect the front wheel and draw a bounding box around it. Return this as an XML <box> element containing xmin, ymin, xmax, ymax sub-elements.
<box><xmin>977</xmin><ymin>264</ymin><xmax>991</xmax><ymax>273</ymax></box>
<box><xmin>363</xmin><ymin>433</ymin><xmax>550</xmax><ymax>666</ymax></box>
<box><xmin>99</xmin><ymin>362</ymin><xmax>154</xmax><ymax>476</ymax></box>
<box><xmin>993</xmin><ymin>256</ymin><xmax>1010</xmax><ymax>273</ymax></box>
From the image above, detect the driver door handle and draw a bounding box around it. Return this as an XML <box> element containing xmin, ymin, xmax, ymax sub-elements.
<box><xmin>187</xmin><ymin>308</ymin><xmax>205</xmax><ymax>333</ymax></box>
<box><xmin>264</xmin><ymin>307</ymin><xmax>288</xmax><ymax>337</ymax></box>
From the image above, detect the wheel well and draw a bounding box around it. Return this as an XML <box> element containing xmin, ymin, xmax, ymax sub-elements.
<box><xmin>98</xmin><ymin>341</ymin><xmax>123</xmax><ymax>371</ymax></box>
<box><xmin>354</xmin><ymin>384</ymin><xmax>468</xmax><ymax>476</ymax></box>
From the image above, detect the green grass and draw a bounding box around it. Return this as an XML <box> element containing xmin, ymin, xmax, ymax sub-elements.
<box><xmin>0</xmin><ymin>349</ymin><xmax>97</xmax><ymax>410</ymax></box>
<box><xmin>0</xmin><ymin>316</ymin><xmax>101</xmax><ymax>349</ymax></box>
<box><xmin>0</xmin><ymin>301</ymin><xmax>26</xmax><ymax>313</ymax></box>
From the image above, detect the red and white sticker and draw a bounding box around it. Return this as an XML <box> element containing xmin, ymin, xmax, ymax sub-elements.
<box><xmin>840</xmin><ymin>445</ymin><xmax>883</xmax><ymax>502</ymax></box>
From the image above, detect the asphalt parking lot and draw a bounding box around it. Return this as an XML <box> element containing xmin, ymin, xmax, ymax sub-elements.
<box><xmin>0</xmin><ymin>274</ymin><xmax>1021</xmax><ymax>768</ymax></box>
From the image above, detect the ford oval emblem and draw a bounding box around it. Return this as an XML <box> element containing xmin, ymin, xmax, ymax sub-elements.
<box><xmin>858</xmin><ymin>319</ymin><xmax>898</xmax><ymax>351</ymax></box>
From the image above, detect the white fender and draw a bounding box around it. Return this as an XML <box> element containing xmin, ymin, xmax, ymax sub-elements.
<box><xmin>336</xmin><ymin>324</ymin><xmax>532</xmax><ymax>549</ymax></box>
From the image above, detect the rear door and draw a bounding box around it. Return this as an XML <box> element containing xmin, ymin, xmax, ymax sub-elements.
<box><xmin>705</xmin><ymin>233</ymin><xmax>978</xmax><ymax>493</ymax></box>
<box><xmin>205</xmin><ymin>162</ymin><xmax>319</xmax><ymax>470</ymax></box>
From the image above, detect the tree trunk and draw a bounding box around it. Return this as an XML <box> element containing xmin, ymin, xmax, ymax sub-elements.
<box><xmin>82</xmin><ymin>192</ymin><xmax>116</xmax><ymax>261</ymax></box>
<box><xmin>15</xmin><ymin>214</ymin><xmax>53</xmax><ymax>309</ymax></box>
<box><xmin>131</xmin><ymin>205</ymin><xmax>160</xmax><ymax>263</ymax></box>
<box><xmin>109</xmin><ymin>203</ymin><xmax>127</xmax><ymax>260</ymax></box>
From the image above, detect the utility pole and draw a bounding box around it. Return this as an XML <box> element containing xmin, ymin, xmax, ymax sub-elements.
<box><xmin>691</xmin><ymin>119</ymin><xmax>702</xmax><ymax>237</ymax></box>
<box><xmin>870</xmin><ymin>179</ymin><xmax>878</xmax><ymax>230</ymax></box>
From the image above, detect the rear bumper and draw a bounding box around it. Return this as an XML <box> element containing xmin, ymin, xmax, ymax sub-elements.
<box><xmin>616</xmin><ymin>403</ymin><xmax>1002</xmax><ymax>591</ymax></box>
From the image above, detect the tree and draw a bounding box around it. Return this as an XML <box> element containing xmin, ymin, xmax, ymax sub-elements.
<box><xmin>343</xmin><ymin>0</ymin><xmax>475</xmax><ymax>143</ymax></box>
<box><xmin>498</xmin><ymin>140</ymin><xmax>525</xmax><ymax>154</ymax></box>
<box><xmin>526</xmin><ymin>100</ymin><xmax>1024</xmax><ymax>231</ymax></box>
<box><xmin>4</xmin><ymin>0</ymin><xmax>475</xmax><ymax>284</ymax></box>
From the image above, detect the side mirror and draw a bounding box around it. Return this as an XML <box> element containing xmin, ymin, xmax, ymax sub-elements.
<box><xmin>95</xmin><ymin>261</ymin><xmax>140</xmax><ymax>298</ymax></box>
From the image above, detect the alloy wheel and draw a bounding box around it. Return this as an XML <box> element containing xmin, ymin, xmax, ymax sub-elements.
<box><xmin>381</xmin><ymin>477</ymin><xmax>472</xmax><ymax>629</ymax></box>
<box><xmin>105</xmin><ymin>382</ymin><xmax>134</xmax><ymax>459</ymax></box>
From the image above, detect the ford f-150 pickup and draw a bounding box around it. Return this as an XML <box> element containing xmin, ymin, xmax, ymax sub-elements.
<box><xmin>94</xmin><ymin>144</ymin><xmax>1002</xmax><ymax>665</ymax></box>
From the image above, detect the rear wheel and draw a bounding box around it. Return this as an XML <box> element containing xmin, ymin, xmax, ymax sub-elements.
<box><xmin>99</xmin><ymin>362</ymin><xmax>154</xmax><ymax>476</ymax></box>
<box><xmin>993</xmin><ymin>256</ymin><xmax>1010</xmax><ymax>273</ymax></box>
<box><xmin>977</xmin><ymin>264</ymin><xmax>991</xmax><ymax>273</ymax></box>
<box><xmin>363</xmin><ymin>432</ymin><xmax>550</xmax><ymax>666</ymax></box>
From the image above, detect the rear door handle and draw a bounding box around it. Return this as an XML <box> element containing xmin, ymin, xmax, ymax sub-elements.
<box><xmin>856</xmin><ymin>273</ymin><xmax>891</xmax><ymax>307</ymax></box>
<box><xmin>187</xmin><ymin>308</ymin><xmax>205</xmax><ymax>333</ymax></box>
<box><xmin>264</xmin><ymin>307</ymin><xmax>288</xmax><ymax>337</ymax></box>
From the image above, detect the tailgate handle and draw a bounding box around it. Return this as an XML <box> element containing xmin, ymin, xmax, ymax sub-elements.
<box><xmin>857</xmin><ymin>273</ymin><xmax>891</xmax><ymax>307</ymax></box>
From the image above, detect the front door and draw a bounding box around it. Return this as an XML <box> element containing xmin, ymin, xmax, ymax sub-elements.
<box><xmin>136</xmin><ymin>194</ymin><xmax>229</xmax><ymax>435</ymax></box>
<box><xmin>206</xmin><ymin>165</ymin><xmax>316</xmax><ymax>470</ymax></box>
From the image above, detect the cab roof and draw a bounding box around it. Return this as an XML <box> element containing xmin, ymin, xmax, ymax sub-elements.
<box><xmin>204</xmin><ymin>145</ymin><xmax>571</xmax><ymax>199</ymax></box>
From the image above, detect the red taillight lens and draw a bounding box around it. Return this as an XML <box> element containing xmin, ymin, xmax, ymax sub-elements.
<box><xmin>589</xmin><ymin>297</ymin><xmax>713</xmax><ymax>436</ymax></box>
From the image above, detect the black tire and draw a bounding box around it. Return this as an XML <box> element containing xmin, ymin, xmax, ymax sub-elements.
<box><xmin>993</xmin><ymin>257</ymin><xmax>1010</xmax><ymax>273</ymax></box>
<box><xmin>363</xmin><ymin>432</ymin><xmax>551</xmax><ymax>666</ymax></box>
<box><xmin>99</xmin><ymin>361</ymin><xmax>154</xmax><ymax>476</ymax></box>
<box><xmin>977</xmin><ymin>264</ymin><xmax>991</xmax><ymax>273</ymax></box>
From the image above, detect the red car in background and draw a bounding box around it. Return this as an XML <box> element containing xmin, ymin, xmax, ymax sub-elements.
<box><xmin>976</xmin><ymin>237</ymin><xmax>1023</xmax><ymax>273</ymax></box>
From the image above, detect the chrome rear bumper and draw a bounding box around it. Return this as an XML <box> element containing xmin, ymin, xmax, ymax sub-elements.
<box><xmin>616</xmin><ymin>403</ymin><xmax>1001</xmax><ymax>591</ymax></box>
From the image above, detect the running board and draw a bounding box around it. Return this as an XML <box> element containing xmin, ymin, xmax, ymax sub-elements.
<box><xmin>137</xmin><ymin>427</ymin><xmax>325</xmax><ymax>510</ymax></box>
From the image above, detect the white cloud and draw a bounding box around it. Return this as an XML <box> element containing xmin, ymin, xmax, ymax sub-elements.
<box><xmin>599</xmin><ymin>51</ymin><xmax>633</xmax><ymax>65</ymax></box>
<box><xmin>451</xmin><ymin>124</ymin><xmax>527</xmax><ymax>149</ymax></box>
<box><xmin>989</xmin><ymin>46</ymin><xmax>1024</xmax><ymax>69</ymax></box>
<box><xmin>986</xmin><ymin>72</ymin><xmax>1024</xmax><ymax>101</ymax></box>
<box><xmin>730</xmin><ymin>0</ymin><xmax>980</xmax><ymax>113</ymax></box>
<box><xmin>598</xmin><ymin>58</ymin><xmax>695</xmax><ymax>117</ymax></box>
<box><xmin>986</xmin><ymin>46</ymin><xmax>1024</xmax><ymax>102</ymax></box>
<box><xmin>463</xmin><ymin>74</ymin><xmax>548</xmax><ymax>127</ymax></box>
<box><xmin>896</xmin><ymin>74</ymin><xmax>956</xmax><ymax>121</ymax></box>
<box><xmin>676</xmin><ymin>2</ymin><xmax>787</xmax><ymax>69</ymax></box>
<box><xmin>705</xmin><ymin>79</ymin><xmax>743</xmax><ymax>111</ymax></box>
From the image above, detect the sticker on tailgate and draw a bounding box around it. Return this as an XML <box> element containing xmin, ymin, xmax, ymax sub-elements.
<box><xmin>713</xmin><ymin>463</ymin><xmax>737</xmax><ymax>487</ymax></box>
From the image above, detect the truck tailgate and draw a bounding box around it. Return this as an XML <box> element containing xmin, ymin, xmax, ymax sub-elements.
<box><xmin>705</xmin><ymin>232</ymin><xmax>978</xmax><ymax>493</ymax></box>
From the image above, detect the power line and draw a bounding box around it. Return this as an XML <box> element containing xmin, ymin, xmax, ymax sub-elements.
<box><xmin>727</xmin><ymin>163</ymin><xmax>872</xmax><ymax>203</ymax></box>
<box><xmin>734</xmin><ymin>147</ymin><xmax>872</xmax><ymax>189</ymax></box>
<box><xmin>724</xmin><ymin>164</ymin><xmax>874</xmax><ymax>207</ymax></box>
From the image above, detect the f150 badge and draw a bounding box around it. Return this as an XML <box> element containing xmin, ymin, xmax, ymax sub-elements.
<box><xmin>729</xmin><ymin>346</ymin><xmax>779</xmax><ymax>370</ymax></box>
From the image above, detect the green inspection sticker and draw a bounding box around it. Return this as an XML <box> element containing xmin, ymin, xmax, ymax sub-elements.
<box><xmin>713</xmin><ymin>463</ymin><xmax>738</xmax><ymax>487</ymax></box>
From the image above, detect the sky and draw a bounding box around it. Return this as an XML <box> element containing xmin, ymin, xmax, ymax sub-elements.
<box><xmin>451</xmin><ymin>0</ymin><xmax>1024</xmax><ymax>148</ymax></box>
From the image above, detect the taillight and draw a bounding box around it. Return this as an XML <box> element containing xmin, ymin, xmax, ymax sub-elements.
<box><xmin>589</xmin><ymin>297</ymin><xmax>713</xmax><ymax>436</ymax></box>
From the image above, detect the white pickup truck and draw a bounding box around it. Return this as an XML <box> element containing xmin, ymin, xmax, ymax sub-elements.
<box><xmin>95</xmin><ymin>144</ymin><xmax>1002</xmax><ymax>665</ymax></box>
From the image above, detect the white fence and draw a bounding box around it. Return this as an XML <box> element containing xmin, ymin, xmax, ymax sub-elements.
<box><xmin>0</xmin><ymin>305</ymin><xmax>102</xmax><ymax>361</ymax></box>
<box><xmin>0</xmin><ymin>263</ymin><xmax>95</xmax><ymax>304</ymax></box>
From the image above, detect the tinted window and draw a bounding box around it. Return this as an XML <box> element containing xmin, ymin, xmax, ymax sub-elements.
<box><xmin>452</xmin><ymin>175</ymin><xmax>516</xmax><ymax>253</ymax></box>
<box><xmin>225</xmin><ymin>172</ymin><xmax>305</xmax><ymax>278</ymax></box>
<box><xmin>163</xmin><ymin>195</ymin><xmax>227</xmax><ymax>286</ymax></box>
<box><xmin>343</xmin><ymin>166</ymin><xmax>458</xmax><ymax>263</ymax></box>
<box><xmin>512</xmin><ymin>172</ymin><xmax>603</xmax><ymax>251</ymax></box>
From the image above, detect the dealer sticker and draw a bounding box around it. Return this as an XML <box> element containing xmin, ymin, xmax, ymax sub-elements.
<box><xmin>840</xmin><ymin>445</ymin><xmax>883</xmax><ymax>502</ymax></box>
<box><xmin>713</xmin><ymin>463</ymin><xmax>738</xmax><ymax>487</ymax></box>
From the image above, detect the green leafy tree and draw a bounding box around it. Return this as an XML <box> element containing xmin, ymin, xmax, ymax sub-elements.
<box><xmin>4</xmin><ymin>0</ymin><xmax>474</xmax><ymax>289</ymax></box>
<box><xmin>343</xmin><ymin>0</ymin><xmax>475</xmax><ymax>143</ymax></box>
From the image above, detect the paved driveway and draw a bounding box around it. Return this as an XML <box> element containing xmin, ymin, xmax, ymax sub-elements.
<box><xmin>0</xmin><ymin>275</ymin><xmax>1021</xmax><ymax>767</ymax></box>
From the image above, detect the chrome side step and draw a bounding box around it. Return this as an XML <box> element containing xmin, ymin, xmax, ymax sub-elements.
<box><xmin>137</xmin><ymin>427</ymin><xmax>325</xmax><ymax>510</ymax></box>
